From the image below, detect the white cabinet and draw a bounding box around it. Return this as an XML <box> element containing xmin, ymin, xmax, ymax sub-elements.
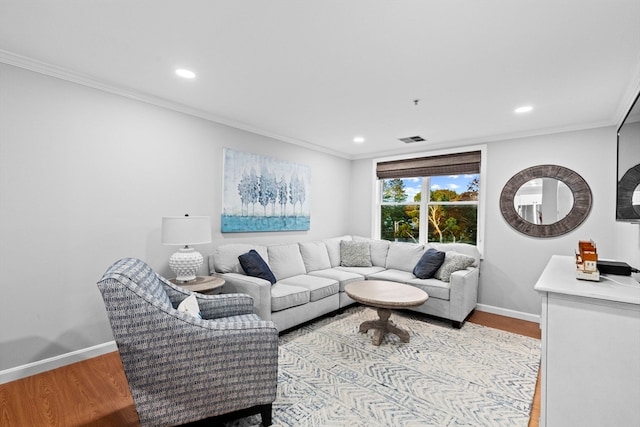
<box><xmin>534</xmin><ymin>255</ymin><xmax>640</xmax><ymax>427</ymax></box>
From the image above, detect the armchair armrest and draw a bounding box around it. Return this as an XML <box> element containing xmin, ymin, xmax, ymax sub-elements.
<box><xmin>196</xmin><ymin>293</ymin><xmax>255</xmax><ymax>320</ymax></box>
<box><xmin>160</xmin><ymin>277</ymin><xmax>255</xmax><ymax>319</ymax></box>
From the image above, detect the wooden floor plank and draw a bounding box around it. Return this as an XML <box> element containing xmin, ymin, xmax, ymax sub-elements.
<box><xmin>0</xmin><ymin>310</ymin><xmax>541</xmax><ymax>427</ymax></box>
<box><xmin>1</xmin><ymin>354</ymin><xmax>139</xmax><ymax>427</ymax></box>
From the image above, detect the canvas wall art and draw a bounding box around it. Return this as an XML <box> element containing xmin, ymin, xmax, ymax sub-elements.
<box><xmin>222</xmin><ymin>148</ymin><xmax>311</xmax><ymax>232</ymax></box>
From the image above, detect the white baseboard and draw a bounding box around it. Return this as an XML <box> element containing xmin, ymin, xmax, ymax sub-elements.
<box><xmin>0</xmin><ymin>341</ymin><xmax>117</xmax><ymax>385</ymax></box>
<box><xmin>476</xmin><ymin>303</ymin><xmax>541</xmax><ymax>324</ymax></box>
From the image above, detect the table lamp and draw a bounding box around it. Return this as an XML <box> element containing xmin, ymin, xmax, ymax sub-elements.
<box><xmin>161</xmin><ymin>214</ymin><xmax>211</xmax><ymax>282</ymax></box>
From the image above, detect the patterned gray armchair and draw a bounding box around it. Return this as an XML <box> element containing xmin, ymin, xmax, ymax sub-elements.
<box><xmin>97</xmin><ymin>258</ymin><xmax>279</xmax><ymax>427</ymax></box>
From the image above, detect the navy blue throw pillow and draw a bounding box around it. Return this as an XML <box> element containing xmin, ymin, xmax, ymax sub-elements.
<box><xmin>413</xmin><ymin>248</ymin><xmax>446</xmax><ymax>279</ymax></box>
<box><xmin>238</xmin><ymin>249</ymin><xmax>277</xmax><ymax>285</ymax></box>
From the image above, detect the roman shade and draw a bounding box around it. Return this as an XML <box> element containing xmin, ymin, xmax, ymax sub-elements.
<box><xmin>376</xmin><ymin>151</ymin><xmax>481</xmax><ymax>179</ymax></box>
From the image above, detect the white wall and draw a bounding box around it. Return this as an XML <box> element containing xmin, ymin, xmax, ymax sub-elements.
<box><xmin>3</xmin><ymin>62</ymin><xmax>638</xmax><ymax>375</ymax></box>
<box><xmin>0</xmin><ymin>64</ymin><xmax>352</xmax><ymax>372</ymax></box>
<box><xmin>350</xmin><ymin>127</ymin><xmax>640</xmax><ymax>318</ymax></box>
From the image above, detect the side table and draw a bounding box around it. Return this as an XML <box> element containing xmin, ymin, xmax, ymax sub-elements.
<box><xmin>170</xmin><ymin>276</ymin><xmax>225</xmax><ymax>294</ymax></box>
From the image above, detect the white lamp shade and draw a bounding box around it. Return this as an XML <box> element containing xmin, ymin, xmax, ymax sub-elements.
<box><xmin>161</xmin><ymin>216</ymin><xmax>212</xmax><ymax>246</ymax></box>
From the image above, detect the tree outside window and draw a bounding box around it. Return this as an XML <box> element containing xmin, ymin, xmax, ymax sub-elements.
<box><xmin>380</xmin><ymin>175</ymin><xmax>479</xmax><ymax>245</ymax></box>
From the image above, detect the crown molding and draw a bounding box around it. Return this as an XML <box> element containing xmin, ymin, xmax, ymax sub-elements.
<box><xmin>1</xmin><ymin>49</ymin><xmax>624</xmax><ymax>162</ymax></box>
<box><xmin>350</xmin><ymin>120</ymin><xmax>615</xmax><ymax>161</ymax></box>
<box><xmin>0</xmin><ymin>50</ymin><xmax>351</xmax><ymax>160</ymax></box>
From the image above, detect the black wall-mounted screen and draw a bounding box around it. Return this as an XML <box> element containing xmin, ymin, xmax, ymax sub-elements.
<box><xmin>616</xmin><ymin>91</ymin><xmax>640</xmax><ymax>222</ymax></box>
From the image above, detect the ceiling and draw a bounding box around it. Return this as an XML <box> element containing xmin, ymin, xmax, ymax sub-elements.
<box><xmin>1</xmin><ymin>0</ymin><xmax>639</xmax><ymax>159</ymax></box>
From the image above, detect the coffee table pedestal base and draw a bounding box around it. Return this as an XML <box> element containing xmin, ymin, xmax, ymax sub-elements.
<box><xmin>358</xmin><ymin>307</ymin><xmax>410</xmax><ymax>346</ymax></box>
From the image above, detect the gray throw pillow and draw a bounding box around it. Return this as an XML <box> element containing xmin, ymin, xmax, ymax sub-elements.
<box><xmin>340</xmin><ymin>241</ymin><xmax>372</xmax><ymax>267</ymax></box>
<box><xmin>413</xmin><ymin>248</ymin><xmax>446</xmax><ymax>279</ymax></box>
<box><xmin>434</xmin><ymin>251</ymin><xmax>476</xmax><ymax>282</ymax></box>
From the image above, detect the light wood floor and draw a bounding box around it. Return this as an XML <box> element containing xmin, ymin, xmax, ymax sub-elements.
<box><xmin>0</xmin><ymin>311</ymin><xmax>541</xmax><ymax>427</ymax></box>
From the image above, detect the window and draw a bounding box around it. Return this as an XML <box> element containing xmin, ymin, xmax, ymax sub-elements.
<box><xmin>375</xmin><ymin>149</ymin><xmax>483</xmax><ymax>247</ymax></box>
<box><xmin>380</xmin><ymin>178</ymin><xmax>422</xmax><ymax>243</ymax></box>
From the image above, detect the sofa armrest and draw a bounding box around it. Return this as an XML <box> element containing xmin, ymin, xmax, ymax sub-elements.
<box><xmin>448</xmin><ymin>267</ymin><xmax>479</xmax><ymax>323</ymax></box>
<box><xmin>221</xmin><ymin>273</ymin><xmax>273</xmax><ymax>321</ymax></box>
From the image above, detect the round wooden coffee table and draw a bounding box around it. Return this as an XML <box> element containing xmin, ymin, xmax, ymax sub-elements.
<box><xmin>345</xmin><ymin>280</ymin><xmax>428</xmax><ymax>346</ymax></box>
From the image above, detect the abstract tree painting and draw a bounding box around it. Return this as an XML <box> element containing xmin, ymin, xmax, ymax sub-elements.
<box><xmin>221</xmin><ymin>148</ymin><xmax>311</xmax><ymax>232</ymax></box>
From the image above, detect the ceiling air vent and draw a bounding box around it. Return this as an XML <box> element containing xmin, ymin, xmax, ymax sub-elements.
<box><xmin>399</xmin><ymin>136</ymin><xmax>426</xmax><ymax>144</ymax></box>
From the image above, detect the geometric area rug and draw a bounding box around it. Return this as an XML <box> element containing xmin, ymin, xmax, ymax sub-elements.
<box><xmin>228</xmin><ymin>305</ymin><xmax>541</xmax><ymax>427</ymax></box>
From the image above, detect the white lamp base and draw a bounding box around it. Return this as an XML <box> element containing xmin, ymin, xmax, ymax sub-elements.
<box><xmin>169</xmin><ymin>247</ymin><xmax>203</xmax><ymax>282</ymax></box>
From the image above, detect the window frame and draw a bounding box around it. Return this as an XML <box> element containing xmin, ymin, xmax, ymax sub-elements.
<box><xmin>372</xmin><ymin>145</ymin><xmax>486</xmax><ymax>254</ymax></box>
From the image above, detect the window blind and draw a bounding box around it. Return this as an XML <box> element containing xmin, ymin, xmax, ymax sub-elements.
<box><xmin>376</xmin><ymin>151</ymin><xmax>481</xmax><ymax>179</ymax></box>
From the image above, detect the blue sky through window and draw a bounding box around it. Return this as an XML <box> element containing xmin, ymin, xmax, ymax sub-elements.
<box><xmin>401</xmin><ymin>175</ymin><xmax>477</xmax><ymax>202</ymax></box>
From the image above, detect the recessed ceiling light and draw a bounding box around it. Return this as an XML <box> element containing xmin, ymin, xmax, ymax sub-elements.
<box><xmin>175</xmin><ymin>68</ymin><xmax>196</xmax><ymax>79</ymax></box>
<box><xmin>353</xmin><ymin>136</ymin><xmax>365</xmax><ymax>144</ymax></box>
<box><xmin>515</xmin><ymin>105</ymin><xmax>533</xmax><ymax>113</ymax></box>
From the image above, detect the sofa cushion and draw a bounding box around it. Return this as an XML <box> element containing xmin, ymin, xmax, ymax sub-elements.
<box><xmin>340</xmin><ymin>240</ymin><xmax>372</xmax><ymax>267</ymax></box>
<box><xmin>385</xmin><ymin>242</ymin><xmax>425</xmax><ymax>271</ymax></box>
<box><xmin>407</xmin><ymin>278</ymin><xmax>451</xmax><ymax>300</ymax></box>
<box><xmin>238</xmin><ymin>249</ymin><xmax>277</xmax><ymax>284</ymax></box>
<box><xmin>353</xmin><ymin>236</ymin><xmax>390</xmax><ymax>267</ymax></box>
<box><xmin>335</xmin><ymin>265</ymin><xmax>386</xmax><ymax>277</ymax></box>
<box><xmin>213</xmin><ymin>244</ymin><xmax>269</xmax><ymax>274</ymax></box>
<box><xmin>268</xmin><ymin>243</ymin><xmax>307</xmax><ymax>280</ymax></box>
<box><xmin>270</xmin><ymin>283</ymin><xmax>310</xmax><ymax>312</ymax></box>
<box><xmin>434</xmin><ymin>251</ymin><xmax>476</xmax><ymax>282</ymax></box>
<box><xmin>299</xmin><ymin>241</ymin><xmax>332</xmax><ymax>272</ymax></box>
<box><xmin>369</xmin><ymin>240</ymin><xmax>390</xmax><ymax>267</ymax></box>
<box><xmin>308</xmin><ymin>269</ymin><xmax>364</xmax><ymax>291</ymax></box>
<box><xmin>323</xmin><ymin>235</ymin><xmax>353</xmax><ymax>267</ymax></box>
<box><xmin>413</xmin><ymin>248</ymin><xmax>446</xmax><ymax>279</ymax></box>
<box><xmin>279</xmin><ymin>275</ymin><xmax>339</xmax><ymax>302</ymax></box>
<box><xmin>368</xmin><ymin>269</ymin><xmax>416</xmax><ymax>283</ymax></box>
<box><xmin>430</xmin><ymin>243</ymin><xmax>481</xmax><ymax>267</ymax></box>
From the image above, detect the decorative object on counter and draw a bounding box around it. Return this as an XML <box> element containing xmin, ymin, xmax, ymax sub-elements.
<box><xmin>575</xmin><ymin>240</ymin><xmax>599</xmax><ymax>281</ymax></box>
<box><xmin>162</xmin><ymin>214</ymin><xmax>212</xmax><ymax>282</ymax></box>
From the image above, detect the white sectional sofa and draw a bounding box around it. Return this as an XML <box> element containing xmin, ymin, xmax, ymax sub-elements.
<box><xmin>208</xmin><ymin>235</ymin><xmax>481</xmax><ymax>332</ymax></box>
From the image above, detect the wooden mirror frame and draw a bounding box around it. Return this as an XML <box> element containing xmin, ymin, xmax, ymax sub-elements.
<box><xmin>500</xmin><ymin>165</ymin><xmax>592</xmax><ymax>238</ymax></box>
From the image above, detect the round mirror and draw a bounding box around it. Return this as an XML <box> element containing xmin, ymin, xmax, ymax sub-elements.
<box><xmin>500</xmin><ymin>165</ymin><xmax>592</xmax><ymax>237</ymax></box>
<box><xmin>513</xmin><ymin>178</ymin><xmax>574</xmax><ymax>225</ymax></box>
